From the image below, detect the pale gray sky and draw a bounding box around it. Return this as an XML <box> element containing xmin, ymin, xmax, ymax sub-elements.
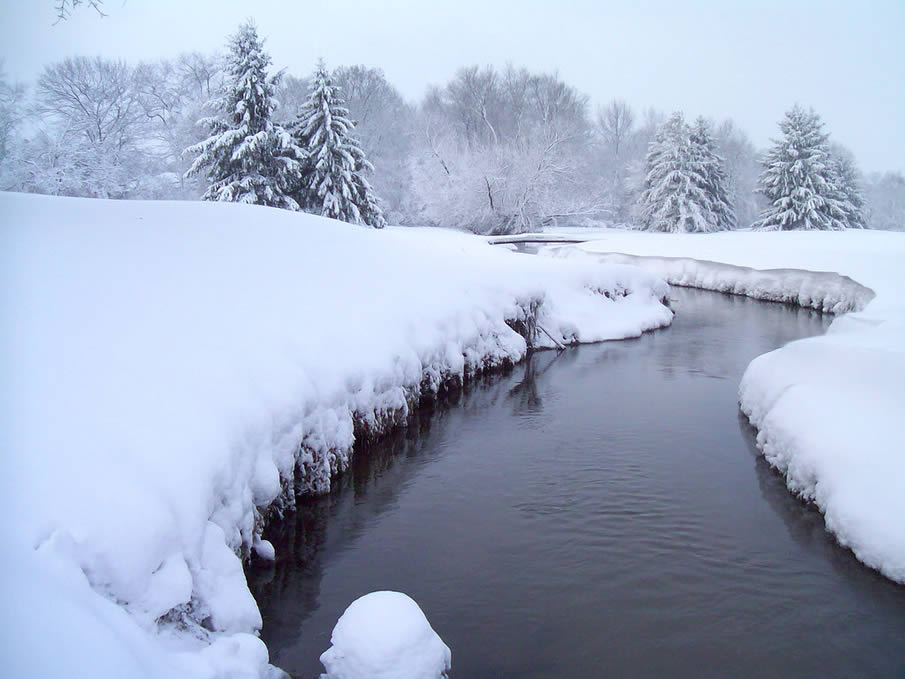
<box><xmin>1</xmin><ymin>0</ymin><xmax>903</xmax><ymax>172</ymax></box>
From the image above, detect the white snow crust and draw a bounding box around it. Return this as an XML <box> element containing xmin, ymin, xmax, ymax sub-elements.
<box><xmin>0</xmin><ymin>193</ymin><xmax>671</xmax><ymax>678</ymax></box>
<box><xmin>552</xmin><ymin>228</ymin><xmax>905</xmax><ymax>583</ymax></box>
<box><xmin>319</xmin><ymin>591</ymin><xmax>450</xmax><ymax>679</ymax></box>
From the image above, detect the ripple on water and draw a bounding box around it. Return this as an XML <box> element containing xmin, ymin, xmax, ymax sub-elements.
<box><xmin>250</xmin><ymin>288</ymin><xmax>905</xmax><ymax>679</ymax></box>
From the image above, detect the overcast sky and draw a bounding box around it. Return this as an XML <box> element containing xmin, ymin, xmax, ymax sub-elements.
<box><xmin>1</xmin><ymin>0</ymin><xmax>902</xmax><ymax>173</ymax></box>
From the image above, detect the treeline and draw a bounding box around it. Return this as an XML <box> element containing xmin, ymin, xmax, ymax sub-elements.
<box><xmin>0</xmin><ymin>22</ymin><xmax>902</xmax><ymax>232</ymax></box>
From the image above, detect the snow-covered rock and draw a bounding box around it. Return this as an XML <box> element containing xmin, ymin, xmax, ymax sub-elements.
<box><xmin>0</xmin><ymin>193</ymin><xmax>671</xmax><ymax>678</ymax></box>
<box><xmin>320</xmin><ymin>591</ymin><xmax>450</xmax><ymax>679</ymax></box>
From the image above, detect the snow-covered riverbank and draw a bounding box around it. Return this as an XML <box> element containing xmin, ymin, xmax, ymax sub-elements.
<box><xmin>0</xmin><ymin>194</ymin><xmax>672</xmax><ymax>678</ymax></box>
<box><xmin>545</xmin><ymin>229</ymin><xmax>905</xmax><ymax>584</ymax></box>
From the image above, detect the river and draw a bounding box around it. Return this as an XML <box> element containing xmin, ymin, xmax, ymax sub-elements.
<box><xmin>249</xmin><ymin>287</ymin><xmax>905</xmax><ymax>678</ymax></box>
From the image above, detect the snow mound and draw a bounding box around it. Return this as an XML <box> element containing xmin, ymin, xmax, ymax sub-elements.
<box><xmin>320</xmin><ymin>591</ymin><xmax>451</xmax><ymax>679</ymax></box>
<box><xmin>0</xmin><ymin>193</ymin><xmax>671</xmax><ymax>678</ymax></box>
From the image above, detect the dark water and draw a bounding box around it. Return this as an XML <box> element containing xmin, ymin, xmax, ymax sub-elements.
<box><xmin>249</xmin><ymin>288</ymin><xmax>905</xmax><ymax>679</ymax></box>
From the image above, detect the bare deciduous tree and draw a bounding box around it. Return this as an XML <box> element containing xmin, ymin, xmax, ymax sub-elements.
<box><xmin>714</xmin><ymin>118</ymin><xmax>764</xmax><ymax>228</ymax></box>
<box><xmin>37</xmin><ymin>57</ymin><xmax>142</xmax><ymax>147</ymax></box>
<box><xmin>29</xmin><ymin>56</ymin><xmax>146</xmax><ymax>197</ymax></box>
<box><xmin>412</xmin><ymin>65</ymin><xmax>600</xmax><ymax>233</ymax></box>
<box><xmin>0</xmin><ymin>62</ymin><xmax>25</xmax><ymax>163</ymax></box>
<box><xmin>597</xmin><ymin>99</ymin><xmax>634</xmax><ymax>158</ymax></box>
<box><xmin>594</xmin><ymin>99</ymin><xmax>636</xmax><ymax>221</ymax></box>
<box><xmin>54</xmin><ymin>0</ymin><xmax>105</xmax><ymax>22</ymax></box>
<box><xmin>333</xmin><ymin>65</ymin><xmax>415</xmax><ymax>220</ymax></box>
<box><xmin>864</xmin><ymin>171</ymin><xmax>905</xmax><ymax>231</ymax></box>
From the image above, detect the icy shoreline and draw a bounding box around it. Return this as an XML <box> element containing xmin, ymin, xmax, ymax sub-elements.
<box><xmin>550</xmin><ymin>229</ymin><xmax>905</xmax><ymax>584</ymax></box>
<box><xmin>268</xmin><ymin>276</ymin><xmax>660</xmax><ymax>507</ymax></box>
<box><xmin>0</xmin><ymin>194</ymin><xmax>673</xmax><ymax>679</ymax></box>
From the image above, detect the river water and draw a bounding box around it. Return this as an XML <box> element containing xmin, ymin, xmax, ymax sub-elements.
<box><xmin>249</xmin><ymin>287</ymin><xmax>905</xmax><ymax>678</ymax></box>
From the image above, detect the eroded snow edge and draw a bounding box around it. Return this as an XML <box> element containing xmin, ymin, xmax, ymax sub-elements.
<box><xmin>550</xmin><ymin>249</ymin><xmax>875</xmax><ymax>314</ymax></box>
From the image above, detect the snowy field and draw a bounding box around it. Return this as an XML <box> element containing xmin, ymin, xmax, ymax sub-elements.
<box><xmin>540</xmin><ymin>228</ymin><xmax>905</xmax><ymax>584</ymax></box>
<box><xmin>0</xmin><ymin>193</ymin><xmax>671</xmax><ymax>678</ymax></box>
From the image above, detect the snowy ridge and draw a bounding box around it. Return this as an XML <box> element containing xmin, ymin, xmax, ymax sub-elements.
<box><xmin>0</xmin><ymin>193</ymin><xmax>672</xmax><ymax>678</ymax></box>
<box><xmin>561</xmin><ymin>229</ymin><xmax>905</xmax><ymax>583</ymax></box>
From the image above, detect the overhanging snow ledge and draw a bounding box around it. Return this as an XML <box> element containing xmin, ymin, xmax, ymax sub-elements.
<box><xmin>545</xmin><ymin>248</ymin><xmax>875</xmax><ymax>314</ymax></box>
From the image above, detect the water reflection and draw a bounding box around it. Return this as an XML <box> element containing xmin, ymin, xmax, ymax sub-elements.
<box><xmin>738</xmin><ymin>411</ymin><xmax>905</xmax><ymax>592</ymax></box>
<box><xmin>654</xmin><ymin>289</ymin><xmax>832</xmax><ymax>381</ymax></box>
<box><xmin>736</xmin><ymin>412</ymin><xmax>905</xmax><ymax>677</ymax></box>
<box><xmin>507</xmin><ymin>349</ymin><xmax>564</xmax><ymax>417</ymax></box>
<box><xmin>250</xmin><ymin>288</ymin><xmax>903</xmax><ymax>679</ymax></box>
<box><xmin>249</xmin><ymin>359</ymin><xmax>543</xmax><ymax>665</ymax></box>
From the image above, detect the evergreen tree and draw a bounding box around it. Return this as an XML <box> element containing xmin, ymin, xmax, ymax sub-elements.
<box><xmin>290</xmin><ymin>61</ymin><xmax>385</xmax><ymax>228</ymax></box>
<box><xmin>690</xmin><ymin>117</ymin><xmax>736</xmax><ymax>230</ymax></box>
<box><xmin>636</xmin><ymin>112</ymin><xmax>731</xmax><ymax>233</ymax></box>
<box><xmin>185</xmin><ymin>21</ymin><xmax>303</xmax><ymax>209</ymax></box>
<box><xmin>829</xmin><ymin>144</ymin><xmax>866</xmax><ymax>229</ymax></box>
<box><xmin>755</xmin><ymin>106</ymin><xmax>852</xmax><ymax>230</ymax></box>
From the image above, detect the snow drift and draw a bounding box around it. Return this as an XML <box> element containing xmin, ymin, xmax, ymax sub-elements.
<box><xmin>554</xmin><ymin>228</ymin><xmax>905</xmax><ymax>583</ymax></box>
<box><xmin>0</xmin><ymin>193</ymin><xmax>672</xmax><ymax>678</ymax></box>
<box><xmin>320</xmin><ymin>591</ymin><xmax>451</xmax><ymax>679</ymax></box>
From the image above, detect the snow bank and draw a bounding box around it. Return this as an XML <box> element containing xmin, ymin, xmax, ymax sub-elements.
<box><xmin>551</xmin><ymin>251</ymin><xmax>872</xmax><ymax>313</ymax></box>
<box><xmin>320</xmin><ymin>591</ymin><xmax>450</xmax><ymax>679</ymax></box>
<box><xmin>550</xmin><ymin>228</ymin><xmax>905</xmax><ymax>582</ymax></box>
<box><xmin>738</xmin><ymin>315</ymin><xmax>905</xmax><ymax>582</ymax></box>
<box><xmin>0</xmin><ymin>193</ymin><xmax>671</xmax><ymax>678</ymax></box>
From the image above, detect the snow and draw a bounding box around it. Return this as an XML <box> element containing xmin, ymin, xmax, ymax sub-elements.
<box><xmin>546</xmin><ymin>227</ymin><xmax>905</xmax><ymax>583</ymax></box>
<box><xmin>319</xmin><ymin>591</ymin><xmax>450</xmax><ymax>679</ymax></box>
<box><xmin>0</xmin><ymin>192</ymin><xmax>671</xmax><ymax>678</ymax></box>
<box><xmin>551</xmin><ymin>250</ymin><xmax>872</xmax><ymax>313</ymax></box>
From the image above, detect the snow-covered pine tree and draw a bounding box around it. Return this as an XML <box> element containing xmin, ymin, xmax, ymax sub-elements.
<box><xmin>690</xmin><ymin>117</ymin><xmax>736</xmax><ymax>230</ymax></box>
<box><xmin>185</xmin><ymin>21</ymin><xmax>303</xmax><ymax>209</ymax></box>
<box><xmin>755</xmin><ymin>105</ymin><xmax>851</xmax><ymax>230</ymax></box>
<box><xmin>290</xmin><ymin>60</ymin><xmax>385</xmax><ymax>228</ymax></box>
<box><xmin>636</xmin><ymin>112</ymin><xmax>724</xmax><ymax>233</ymax></box>
<box><xmin>829</xmin><ymin>144</ymin><xmax>866</xmax><ymax>229</ymax></box>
